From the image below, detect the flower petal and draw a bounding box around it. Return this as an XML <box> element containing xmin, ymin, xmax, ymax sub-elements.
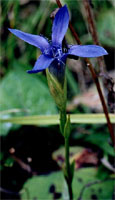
<box><xmin>8</xmin><ymin>28</ymin><xmax>50</xmax><ymax>52</ymax></box>
<box><xmin>68</xmin><ymin>45</ymin><xmax>108</xmax><ymax>58</ymax></box>
<box><xmin>27</xmin><ymin>54</ymin><xmax>54</xmax><ymax>74</ymax></box>
<box><xmin>52</xmin><ymin>5</ymin><xmax>69</xmax><ymax>46</ymax></box>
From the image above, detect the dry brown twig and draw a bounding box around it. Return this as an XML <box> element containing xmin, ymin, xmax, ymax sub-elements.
<box><xmin>83</xmin><ymin>0</ymin><xmax>115</xmax><ymax>113</ymax></box>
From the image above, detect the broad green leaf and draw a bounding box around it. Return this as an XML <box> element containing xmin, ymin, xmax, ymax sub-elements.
<box><xmin>0</xmin><ymin>68</ymin><xmax>57</xmax><ymax>135</ymax></box>
<box><xmin>0</xmin><ymin>113</ymin><xmax>115</xmax><ymax>125</ymax></box>
<box><xmin>20</xmin><ymin>168</ymin><xmax>114</xmax><ymax>200</ymax></box>
<box><xmin>73</xmin><ymin>168</ymin><xmax>114</xmax><ymax>200</ymax></box>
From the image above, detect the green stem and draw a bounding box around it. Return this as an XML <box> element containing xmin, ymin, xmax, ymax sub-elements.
<box><xmin>60</xmin><ymin>110</ymin><xmax>73</xmax><ymax>199</ymax></box>
<box><xmin>60</xmin><ymin>109</ymin><xmax>67</xmax><ymax>135</ymax></box>
<box><xmin>65</xmin><ymin>136</ymin><xmax>73</xmax><ymax>200</ymax></box>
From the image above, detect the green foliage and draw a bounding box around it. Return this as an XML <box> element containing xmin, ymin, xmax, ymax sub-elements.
<box><xmin>97</xmin><ymin>10</ymin><xmax>115</xmax><ymax>47</ymax></box>
<box><xmin>20</xmin><ymin>167</ymin><xmax>114</xmax><ymax>200</ymax></box>
<box><xmin>92</xmin><ymin>0</ymin><xmax>113</xmax><ymax>10</ymax></box>
<box><xmin>0</xmin><ymin>68</ymin><xmax>57</xmax><ymax>135</ymax></box>
<box><xmin>65</xmin><ymin>0</ymin><xmax>87</xmax><ymax>36</ymax></box>
<box><xmin>4</xmin><ymin>157</ymin><xmax>14</xmax><ymax>167</ymax></box>
<box><xmin>84</xmin><ymin>132</ymin><xmax>115</xmax><ymax>156</ymax></box>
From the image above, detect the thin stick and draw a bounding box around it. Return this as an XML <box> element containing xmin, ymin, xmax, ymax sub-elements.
<box><xmin>56</xmin><ymin>0</ymin><xmax>114</xmax><ymax>146</ymax></box>
<box><xmin>83</xmin><ymin>0</ymin><xmax>115</xmax><ymax>113</ymax></box>
<box><xmin>83</xmin><ymin>0</ymin><xmax>106</xmax><ymax>72</ymax></box>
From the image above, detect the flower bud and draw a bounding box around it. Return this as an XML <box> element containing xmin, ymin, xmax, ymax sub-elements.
<box><xmin>46</xmin><ymin>67</ymin><xmax>67</xmax><ymax>112</ymax></box>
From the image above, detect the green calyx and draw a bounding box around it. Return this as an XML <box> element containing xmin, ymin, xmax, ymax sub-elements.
<box><xmin>46</xmin><ymin>68</ymin><xmax>67</xmax><ymax>112</ymax></box>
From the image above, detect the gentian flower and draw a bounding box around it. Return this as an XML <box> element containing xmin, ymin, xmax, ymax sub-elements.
<box><xmin>8</xmin><ymin>5</ymin><xmax>107</xmax><ymax>80</ymax></box>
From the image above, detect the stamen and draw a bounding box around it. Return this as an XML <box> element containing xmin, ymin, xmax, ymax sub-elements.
<box><xmin>58</xmin><ymin>49</ymin><xmax>62</xmax><ymax>56</ymax></box>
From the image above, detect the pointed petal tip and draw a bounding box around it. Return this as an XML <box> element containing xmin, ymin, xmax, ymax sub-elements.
<box><xmin>27</xmin><ymin>69</ymin><xmax>44</xmax><ymax>74</ymax></box>
<box><xmin>103</xmin><ymin>49</ymin><xmax>108</xmax><ymax>56</ymax></box>
<box><xmin>8</xmin><ymin>28</ymin><xmax>12</xmax><ymax>32</ymax></box>
<box><xmin>99</xmin><ymin>46</ymin><xmax>108</xmax><ymax>56</ymax></box>
<box><xmin>62</xmin><ymin>4</ymin><xmax>68</xmax><ymax>10</ymax></box>
<box><xmin>27</xmin><ymin>70</ymin><xmax>39</xmax><ymax>74</ymax></box>
<box><xmin>8</xmin><ymin>28</ymin><xmax>20</xmax><ymax>35</ymax></box>
<box><xmin>98</xmin><ymin>45</ymin><xmax>108</xmax><ymax>56</ymax></box>
<box><xmin>27</xmin><ymin>70</ymin><xmax>32</xmax><ymax>74</ymax></box>
<box><xmin>8</xmin><ymin>28</ymin><xmax>15</xmax><ymax>33</ymax></box>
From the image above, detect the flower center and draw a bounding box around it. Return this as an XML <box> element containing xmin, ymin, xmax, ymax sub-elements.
<box><xmin>52</xmin><ymin>46</ymin><xmax>63</xmax><ymax>58</ymax></box>
<box><xmin>43</xmin><ymin>45</ymin><xmax>68</xmax><ymax>60</ymax></box>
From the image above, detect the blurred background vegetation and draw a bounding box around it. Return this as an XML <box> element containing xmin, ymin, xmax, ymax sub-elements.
<box><xmin>0</xmin><ymin>0</ymin><xmax>115</xmax><ymax>199</ymax></box>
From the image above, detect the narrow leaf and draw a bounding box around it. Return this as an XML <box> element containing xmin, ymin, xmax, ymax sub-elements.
<box><xmin>0</xmin><ymin>114</ymin><xmax>115</xmax><ymax>125</ymax></box>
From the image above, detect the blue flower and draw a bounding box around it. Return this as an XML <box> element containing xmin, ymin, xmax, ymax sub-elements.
<box><xmin>8</xmin><ymin>5</ymin><xmax>108</xmax><ymax>75</ymax></box>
